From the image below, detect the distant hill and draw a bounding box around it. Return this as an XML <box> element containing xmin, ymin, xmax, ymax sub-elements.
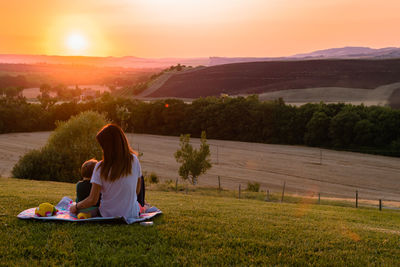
<box><xmin>292</xmin><ymin>46</ymin><xmax>400</xmax><ymax>59</ymax></box>
<box><xmin>2</xmin><ymin>46</ymin><xmax>400</xmax><ymax>69</ymax></box>
<box><xmin>2</xmin><ymin>46</ymin><xmax>400</xmax><ymax>68</ymax></box>
<box><xmin>0</xmin><ymin>63</ymin><xmax>159</xmax><ymax>87</ymax></box>
<box><xmin>145</xmin><ymin>59</ymin><xmax>400</xmax><ymax>99</ymax></box>
<box><xmin>209</xmin><ymin>56</ymin><xmax>286</xmax><ymax>66</ymax></box>
<box><xmin>209</xmin><ymin>46</ymin><xmax>400</xmax><ymax>65</ymax></box>
<box><xmin>0</xmin><ymin>54</ymin><xmax>209</xmax><ymax>68</ymax></box>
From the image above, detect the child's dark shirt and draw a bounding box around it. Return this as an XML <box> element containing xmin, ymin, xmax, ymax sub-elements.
<box><xmin>76</xmin><ymin>180</ymin><xmax>100</xmax><ymax>206</ymax></box>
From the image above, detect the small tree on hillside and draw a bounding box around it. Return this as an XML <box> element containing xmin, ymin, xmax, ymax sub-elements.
<box><xmin>174</xmin><ymin>131</ymin><xmax>212</xmax><ymax>185</ymax></box>
<box><xmin>116</xmin><ymin>105</ymin><xmax>131</xmax><ymax>131</ymax></box>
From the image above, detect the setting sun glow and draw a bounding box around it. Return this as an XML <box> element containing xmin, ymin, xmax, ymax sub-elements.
<box><xmin>66</xmin><ymin>33</ymin><xmax>88</xmax><ymax>54</ymax></box>
<box><xmin>1</xmin><ymin>1</ymin><xmax>400</xmax><ymax>57</ymax></box>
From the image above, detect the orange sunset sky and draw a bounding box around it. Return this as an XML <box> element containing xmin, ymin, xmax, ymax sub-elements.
<box><xmin>1</xmin><ymin>0</ymin><xmax>399</xmax><ymax>58</ymax></box>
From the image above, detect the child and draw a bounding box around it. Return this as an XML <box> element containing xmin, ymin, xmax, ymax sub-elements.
<box><xmin>75</xmin><ymin>159</ymin><xmax>100</xmax><ymax>218</ymax></box>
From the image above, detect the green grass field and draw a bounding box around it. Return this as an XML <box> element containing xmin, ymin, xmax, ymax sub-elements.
<box><xmin>1</xmin><ymin>178</ymin><xmax>400</xmax><ymax>266</ymax></box>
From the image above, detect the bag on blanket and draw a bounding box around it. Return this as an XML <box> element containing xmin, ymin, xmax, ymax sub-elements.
<box><xmin>17</xmin><ymin>196</ymin><xmax>162</xmax><ymax>224</ymax></box>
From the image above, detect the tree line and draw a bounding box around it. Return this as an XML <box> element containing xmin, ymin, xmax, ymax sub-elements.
<box><xmin>1</xmin><ymin>94</ymin><xmax>399</xmax><ymax>156</ymax></box>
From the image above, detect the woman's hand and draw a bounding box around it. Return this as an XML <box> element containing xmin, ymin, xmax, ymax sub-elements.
<box><xmin>70</xmin><ymin>203</ymin><xmax>78</xmax><ymax>214</ymax></box>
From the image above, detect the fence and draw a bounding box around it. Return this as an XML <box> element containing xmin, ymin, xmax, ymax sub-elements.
<box><xmin>127</xmin><ymin>135</ymin><xmax>400</xmax><ymax>211</ymax></box>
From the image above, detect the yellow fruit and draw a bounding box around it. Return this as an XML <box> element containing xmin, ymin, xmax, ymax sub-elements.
<box><xmin>77</xmin><ymin>212</ymin><xmax>91</xmax><ymax>219</ymax></box>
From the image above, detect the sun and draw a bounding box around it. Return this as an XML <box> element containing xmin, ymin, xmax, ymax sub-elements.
<box><xmin>65</xmin><ymin>33</ymin><xmax>88</xmax><ymax>55</ymax></box>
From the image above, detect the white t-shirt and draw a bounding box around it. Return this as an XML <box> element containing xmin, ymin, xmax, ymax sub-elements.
<box><xmin>91</xmin><ymin>154</ymin><xmax>142</xmax><ymax>218</ymax></box>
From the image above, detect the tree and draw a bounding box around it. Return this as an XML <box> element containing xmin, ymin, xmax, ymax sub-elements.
<box><xmin>174</xmin><ymin>131</ymin><xmax>212</xmax><ymax>185</ymax></box>
<box><xmin>329</xmin><ymin>108</ymin><xmax>361</xmax><ymax>147</ymax></box>
<box><xmin>4</xmin><ymin>87</ymin><xmax>23</xmax><ymax>98</ymax></box>
<box><xmin>304</xmin><ymin>111</ymin><xmax>331</xmax><ymax>146</ymax></box>
<box><xmin>116</xmin><ymin>105</ymin><xmax>131</xmax><ymax>131</ymax></box>
<box><xmin>353</xmin><ymin>119</ymin><xmax>374</xmax><ymax>146</ymax></box>
<box><xmin>37</xmin><ymin>94</ymin><xmax>57</xmax><ymax>111</ymax></box>
<box><xmin>39</xmin><ymin>83</ymin><xmax>51</xmax><ymax>98</ymax></box>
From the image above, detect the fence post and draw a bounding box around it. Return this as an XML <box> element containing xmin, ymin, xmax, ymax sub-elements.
<box><xmin>281</xmin><ymin>181</ymin><xmax>286</xmax><ymax>203</ymax></box>
<box><xmin>265</xmin><ymin>189</ymin><xmax>270</xmax><ymax>202</ymax></box>
<box><xmin>379</xmin><ymin>199</ymin><xmax>382</xmax><ymax>211</ymax></box>
<box><xmin>218</xmin><ymin>176</ymin><xmax>221</xmax><ymax>191</ymax></box>
<box><xmin>239</xmin><ymin>184</ymin><xmax>241</xmax><ymax>199</ymax></box>
<box><xmin>216</xmin><ymin>145</ymin><xmax>219</xmax><ymax>165</ymax></box>
<box><xmin>355</xmin><ymin>190</ymin><xmax>358</xmax><ymax>208</ymax></box>
<box><xmin>318</xmin><ymin>193</ymin><xmax>320</xmax><ymax>204</ymax></box>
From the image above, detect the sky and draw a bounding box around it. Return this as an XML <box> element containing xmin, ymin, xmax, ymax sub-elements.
<box><xmin>1</xmin><ymin>0</ymin><xmax>399</xmax><ymax>58</ymax></box>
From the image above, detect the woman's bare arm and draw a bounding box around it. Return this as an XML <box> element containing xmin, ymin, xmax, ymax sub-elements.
<box><xmin>70</xmin><ymin>183</ymin><xmax>101</xmax><ymax>214</ymax></box>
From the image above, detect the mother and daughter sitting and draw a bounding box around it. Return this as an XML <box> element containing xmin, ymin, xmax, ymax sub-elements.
<box><xmin>70</xmin><ymin>124</ymin><xmax>146</xmax><ymax>219</ymax></box>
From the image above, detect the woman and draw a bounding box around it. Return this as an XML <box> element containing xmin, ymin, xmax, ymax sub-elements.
<box><xmin>70</xmin><ymin>124</ymin><xmax>143</xmax><ymax>218</ymax></box>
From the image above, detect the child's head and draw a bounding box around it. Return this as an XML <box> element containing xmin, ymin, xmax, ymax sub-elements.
<box><xmin>81</xmin><ymin>159</ymin><xmax>98</xmax><ymax>179</ymax></box>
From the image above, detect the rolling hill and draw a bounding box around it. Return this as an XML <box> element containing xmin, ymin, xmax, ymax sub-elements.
<box><xmin>209</xmin><ymin>46</ymin><xmax>400</xmax><ymax>65</ymax></box>
<box><xmin>144</xmin><ymin>59</ymin><xmax>400</xmax><ymax>99</ymax></box>
<box><xmin>291</xmin><ymin>46</ymin><xmax>400</xmax><ymax>59</ymax></box>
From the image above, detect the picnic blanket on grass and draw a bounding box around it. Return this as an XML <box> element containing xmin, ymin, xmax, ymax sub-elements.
<box><xmin>17</xmin><ymin>196</ymin><xmax>162</xmax><ymax>224</ymax></box>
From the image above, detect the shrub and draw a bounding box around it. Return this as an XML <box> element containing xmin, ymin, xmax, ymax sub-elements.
<box><xmin>148</xmin><ymin>172</ymin><xmax>159</xmax><ymax>184</ymax></box>
<box><xmin>174</xmin><ymin>131</ymin><xmax>212</xmax><ymax>185</ymax></box>
<box><xmin>11</xmin><ymin>147</ymin><xmax>76</xmax><ymax>181</ymax></box>
<box><xmin>12</xmin><ymin>111</ymin><xmax>108</xmax><ymax>182</ymax></box>
<box><xmin>247</xmin><ymin>182</ymin><xmax>260</xmax><ymax>192</ymax></box>
<box><xmin>144</xmin><ymin>172</ymin><xmax>160</xmax><ymax>185</ymax></box>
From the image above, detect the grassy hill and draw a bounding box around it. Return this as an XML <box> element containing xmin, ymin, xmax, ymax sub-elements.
<box><xmin>1</xmin><ymin>178</ymin><xmax>400</xmax><ymax>265</ymax></box>
<box><xmin>147</xmin><ymin>59</ymin><xmax>400</xmax><ymax>98</ymax></box>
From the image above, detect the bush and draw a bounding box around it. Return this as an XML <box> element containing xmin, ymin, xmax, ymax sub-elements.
<box><xmin>247</xmin><ymin>182</ymin><xmax>260</xmax><ymax>192</ymax></box>
<box><xmin>12</xmin><ymin>111</ymin><xmax>108</xmax><ymax>182</ymax></box>
<box><xmin>174</xmin><ymin>131</ymin><xmax>212</xmax><ymax>185</ymax></box>
<box><xmin>11</xmin><ymin>147</ymin><xmax>77</xmax><ymax>181</ymax></box>
<box><xmin>148</xmin><ymin>172</ymin><xmax>159</xmax><ymax>184</ymax></box>
<box><xmin>144</xmin><ymin>172</ymin><xmax>159</xmax><ymax>185</ymax></box>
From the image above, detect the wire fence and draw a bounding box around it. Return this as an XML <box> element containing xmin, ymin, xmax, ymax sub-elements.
<box><xmin>126</xmin><ymin>136</ymin><xmax>400</xmax><ymax>212</ymax></box>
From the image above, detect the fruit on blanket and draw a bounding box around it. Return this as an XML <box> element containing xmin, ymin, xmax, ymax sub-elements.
<box><xmin>77</xmin><ymin>212</ymin><xmax>91</xmax><ymax>219</ymax></box>
<box><xmin>35</xmin><ymin>202</ymin><xmax>57</xmax><ymax>217</ymax></box>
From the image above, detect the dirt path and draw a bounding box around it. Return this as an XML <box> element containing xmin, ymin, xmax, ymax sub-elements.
<box><xmin>1</xmin><ymin>132</ymin><xmax>400</xmax><ymax>202</ymax></box>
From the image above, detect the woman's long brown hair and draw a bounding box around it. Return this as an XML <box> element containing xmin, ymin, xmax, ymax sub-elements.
<box><xmin>96</xmin><ymin>124</ymin><xmax>137</xmax><ymax>182</ymax></box>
